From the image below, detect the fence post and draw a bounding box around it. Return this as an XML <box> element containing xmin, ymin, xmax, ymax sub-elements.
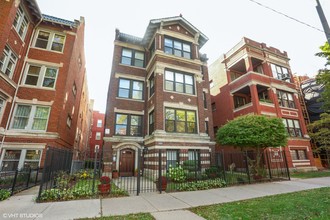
<box><xmin>158</xmin><ymin>149</ymin><xmax>162</xmax><ymax>193</ymax></box>
<box><xmin>38</xmin><ymin>147</ymin><xmax>50</xmax><ymax>201</ymax></box>
<box><xmin>221</xmin><ymin>150</ymin><xmax>227</xmax><ymax>182</ymax></box>
<box><xmin>283</xmin><ymin>150</ymin><xmax>291</xmax><ymax>180</ymax></box>
<box><xmin>244</xmin><ymin>151</ymin><xmax>251</xmax><ymax>184</ymax></box>
<box><xmin>137</xmin><ymin>148</ymin><xmax>141</xmax><ymax>196</ymax></box>
<box><xmin>26</xmin><ymin>167</ymin><xmax>32</xmax><ymax>188</ymax></box>
<box><xmin>92</xmin><ymin>147</ymin><xmax>99</xmax><ymax>195</ymax></box>
<box><xmin>265</xmin><ymin>150</ymin><xmax>272</xmax><ymax>180</ymax></box>
<box><xmin>35</xmin><ymin>167</ymin><xmax>39</xmax><ymax>184</ymax></box>
<box><xmin>194</xmin><ymin>149</ymin><xmax>197</xmax><ymax>182</ymax></box>
<box><xmin>11</xmin><ymin>169</ymin><xmax>18</xmax><ymax>196</ymax></box>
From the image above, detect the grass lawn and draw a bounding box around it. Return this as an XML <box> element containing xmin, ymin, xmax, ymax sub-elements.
<box><xmin>190</xmin><ymin>187</ymin><xmax>330</xmax><ymax>220</ymax></box>
<box><xmin>77</xmin><ymin>213</ymin><xmax>154</xmax><ymax>220</ymax></box>
<box><xmin>290</xmin><ymin>170</ymin><xmax>330</xmax><ymax>179</ymax></box>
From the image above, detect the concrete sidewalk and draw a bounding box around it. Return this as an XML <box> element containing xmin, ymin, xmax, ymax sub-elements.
<box><xmin>0</xmin><ymin>177</ymin><xmax>329</xmax><ymax>220</ymax></box>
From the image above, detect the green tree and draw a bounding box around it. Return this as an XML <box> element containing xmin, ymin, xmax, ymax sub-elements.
<box><xmin>308</xmin><ymin>113</ymin><xmax>330</xmax><ymax>161</ymax></box>
<box><xmin>315</xmin><ymin>42</ymin><xmax>330</xmax><ymax>111</ymax></box>
<box><xmin>216</xmin><ymin>115</ymin><xmax>288</xmax><ymax>176</ymax></box>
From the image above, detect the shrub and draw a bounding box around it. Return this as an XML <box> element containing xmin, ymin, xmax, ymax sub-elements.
<box><xmin>0</xmin><ymin>189</ymin><xmax>11</xmax><ymax>201</ymax></box>
<box><xmin>177</xmin><ymin>178</ymin><xmax>227</xmax><ymax>191</ymax></box>
<box><xmin>205</xmin><ymin>166</ymin><xmax>222</xmax><ymax>178</ymax></box>
<box><xmin>168</xmin><ymin>165</ymin><xmax>186</xmax><ymax>183</ymax></box>
<box><xmin>182</xmin><ymin>160</ymin><xmax>199</xmax><ymax>172</ymax></box>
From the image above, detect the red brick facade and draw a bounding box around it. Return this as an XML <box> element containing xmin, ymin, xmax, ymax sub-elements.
<box><xmin>209</xmin><ymin>37</ymin><xmax>316</xmax><ymax>171</ymax></box>
<box><xmin>104</xmin><ymin>16</ymin><xmax>215</xmax><ymax>176</ymax></box>
<box><xmin>0</xmin><ymin>0</ymin><xmax>89</xmax><ymax>171</ymax></box>
<box><xmin>89</xmin><ymin>111</ymin><xmax>105</xmax><ymax>158</ymax></box>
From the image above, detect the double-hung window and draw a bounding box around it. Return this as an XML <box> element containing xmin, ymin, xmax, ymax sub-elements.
<box><xmin>115</xmin><ymin>113</ymin><xmax>142</xmax><ymax>136</ymax></box>
<box><xmin>277</xmin><ymin>90</ymin><xmax>295</xmax><ymax>108</ymax></box>
<box><xmin>13</xmin><ymin>6</ymin><xmax>28</xmax><ymax>39</ymax></box>
<box><xmin>0</xmin><ymin>46</ymin><xmax>17</xmax><ymax>78</ymax></box>
<box><xmin>164</xmin><ymin>37</ymin><xmax>191</xmax><ymax>59</ymax></box>
<box><xmin>283</xmin><ymin>118</ymin><xmax>302</xmax><ymax>137</ymax></box>
<box><xmin>118</xmin><ymin>78</ymin><xmax>143</xmax><ymax>100</ymax></box>
<box><xmin>234</xmin><ymin>96</ymin><xmax>246</xmax><ymax>108</ymax></box>
<box><xmin>11</xmin><ymin>105</ymin><xmax>50</xmax><ymax>131</ymax></box>
<box><xmin>24</xmin><ymin>64</ymin><xmax>58</xmax><ymax>89</ymax></box>
<box><xmin>166</xmin><ymin>150</ymin><xmax>179</xmax><ymax>169</ymax></box>
<box><xmin>165</xmin><ymin>108</ymin><xmax>196</xmax><ymax>133</ymax></box>
<box><xmin>95</xmin><ymin>132</ymin><xmax>101</xmax><ymax>140</ymax></box>
<box><xmin>97</xmin><ymin>119</ymin><xmax>102</xmax><ymax>128</ymax></box>
<box><xmin>270</xmin><ymin>64</ymin><xmax>290</xmax><ymax>82</ymax></box>
<box><xmin>34</xmin><ymin>30</ymin><xmax>65</xmax><ymax>52</ymax></box>
<box><xmin>149</xmin><ymin>74</ymin><xmax>155</xmax><ymax>97</ymax></box>
<box><xmin>188</xmin><ymin>149</ymin><xmax>201</xmax><ymax>170</ymax></box>
<box><xmin>149</xmin><ymin>111</ymin><xmax>155</xmax><ymax>135</ymax></box>
<box><xmin>165</xmin><ymin>70</ymin><xmax>194</xmax><ymax>94</ymax></box>
<box><xmin>290</xmin><ymin>149</ymin><xmax>307</xmax><ymax>160</ymax></box>
<box><xmin>0</xmin><ymin>97</ymin><xmax>5</xmax><ymax>122</ymax></box>
<box><xmin>121</xmin><ymin>48</ymin><xmax>144</xmax><ymax>68</ymax></box>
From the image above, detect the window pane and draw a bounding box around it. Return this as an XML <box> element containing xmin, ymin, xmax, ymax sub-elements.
<box><xmin>35</xmin><ymin>31</ymin><xmax>49</xmax><ymax>49</ymax></box>
<box><xmin>116</xmin><ymin>114</ymin><xmax>127</xmax><ymax>125</ymax></box>
<box><xmin>165</xmin><ymin>81</ymin><xmax>174</xmax><ymax>91</ymax></box>
<box><xmin>118</xmin><ymin>88</ymin><xmax>129</xmax><ymax>98</ymax></box>
<box><xmin>174</xmin><ymin>41</ymin><xmax>182</xmax><ymax>49</ymax></box>
<box><xmin>176</xmin><ymin>110</ymin><xmax>185</xmax><ymax>121</ymax></box>
<box><xmin>32</xmin><ymin>107</ymin><xmax>49</xmax><ymax>130</ymax></box>
<box><xmin>174</xmin><ymin>49</ymin><xmax>181</xmax><ymax>57</ymax></box>
<box><xmin>176</xmin><ymin>121</ymin><xmax>185</xmax><ymax>132</ymax></box>
<box><xmin>115</xmin><ymin>125</ymin><xmax>127</xmax><ymax>135</ymax></box>
<box><xmin>176</xmin><ymin>83</ymin><xmax>183</xmax><ymax>92</ymax></box>
<box><xmin>51</xmin><ymin>34</ymin><xmax>65</xmax><ymax>52</ymax></box>
<box><xmin>165</xmin><ymin>109</ymin><xmax>175</xmax><ymax>120</ymax></box>
<box><xmin>294</xmin><ymin>120</ymin><xmax>300</xmax><ymax>128</ymax></box>
<box><xmin>134</xmin><ymin>60</ymin><xmax>144</xmax><ymax>67</ymax></box>
<box><xmin>119</xmin><ymin>79</ymin><xmax>130</xmax><ymax>89</ymax></box>
<box><xmin>287</xmin><ymin>119</ymin><xmax>294</xmax><ymax>127</ymax></box>
<box><xmin>25</xmin><ymin>150</ymin><xmax>41</xmax><ymax>160</ymax></box>
<box><xmin>131</xmin><ymin>115</ymin><xmax>141</xmax><ymax>126</ymax></box>
<box><xmin>130</xmin><ymin>125</ymin><xmax>141</xmax><ymax>136</ymax></box>
<box><xmin>164</xmin><ymin>38</ymin><xmax>172</xmax><ymax>47</ymax></box>
<box><xmin>132</xmin><ymin>90</ymin><xmax>142</xmax><ymax>99</ymax></box>
<box><xmin>25</xmin><ymin>66</ymin><xmax>41</xmax><ymax>86</ymax></box>
<box><xmin>183</xmin><ymin>43</ymin><xmax>191</xmax><ymax>52</ymax></box>
<box><xmin>187</xmin><ymin>111</ymin><xmax>196</xmax><ymax>122</ymax></box>
<box><xmin>176</xmin><ymin>73</ymin><xmax>184</xmax><ymax>83</ymax></box>
<box><xmin>122</xmin><ymin>49</ymin><xmax>132</xmax><ymax>57</ymax></box>
<box><xmin>164</xmin><ymin>47</ymin><xmax>173</xmax><ymax>54</ymax></box>
<box><xmin>165</xmin><ymin>120</ymin><xmax>175</xmax><ymax>132</ymax></box>
<box><xmin>185</xmin><ymin>75</ymin><xmax>193</xmax><ymax>85</ymax></box>
<box><xmin>43</xmin><ymin>68</ymin><xmax>57</xmax><ymax>88</ymax></box>
<box><xmin>183</xmin><ymin>52</ymin><xmax>191</xmax><ymax>59</ymax></box>
<box><xmin>121</xmin><ymin>57</ymin><xmax>131</xmax><ymax>65</ymax></box>
<box><xmin>12</xmin><ymin>105</ymin><xmax>31</xmax><ymax>129</ymax></box>
<box><xmin>165</xmin><ymin>71</ymin><xmax>174</xmax><ymax>80</ymax></box>
<box><xmin>135</xmin><ymin>52</ymin><xmax>144</xmax><ymax>60</ymax></box>
<box><xmin>187</xmin><ymin>122</ymin><xmax>196</xmax><ymax>133</ymax></box>
<box><xmin>133</xmin><ymin>81</ymin><xmax>143</xmax><ymax>90</ymax></box>
<box><xmin>185</xmin><ymin>85</ymin><xmax>193</xmax><ymax>94</ymax></box>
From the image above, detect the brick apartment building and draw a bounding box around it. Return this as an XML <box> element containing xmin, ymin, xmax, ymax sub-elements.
<box><xmin>0</xmin><ymin>0</ymin><xmax>89</xmax><ymax>171</ymax></box>
<box><xmin>104</xmin><ymin>16</ymin><xmax>215</xmax><ymax>176</ymax></box>
<box><xmin>209</xmin><ymin>37</ymin><xmax>316</xmax><ymax>171</ymax></box>
<box><xmin>89</xmin><ymin>110</ymin><xmax>105</xmax><ymax>158</ymax></box>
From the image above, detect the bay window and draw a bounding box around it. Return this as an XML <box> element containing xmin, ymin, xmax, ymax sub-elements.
<box><xmin>165</xmin><ymin>70</ymin><xmax>194</xmax><ymax>94</ymax></box>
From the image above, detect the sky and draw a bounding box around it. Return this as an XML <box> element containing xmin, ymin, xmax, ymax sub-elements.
<box><xmin>36</xmin><ymin>0</ymin><xmax>330</xmax><ymax>113</ymax></box>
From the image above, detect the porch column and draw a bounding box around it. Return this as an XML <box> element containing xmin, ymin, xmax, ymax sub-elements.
<box><xmin>249</xmin><ymin>84</ymin><xmax>261</xmax><ymax>114</ymax></box>
<box><xmin>244</xmin><ymin>56</ymin><xmax>253</xmax><ymax>72</ymax></box>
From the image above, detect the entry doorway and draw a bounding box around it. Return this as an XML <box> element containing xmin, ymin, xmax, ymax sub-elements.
<box><xmin>119</xmin><ymin>148</ymin><xmax>135</xmax><ymax>176</ymax></box>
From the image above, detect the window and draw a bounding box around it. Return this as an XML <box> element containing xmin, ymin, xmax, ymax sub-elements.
<box><xmin>234</xmin><ymin>96</ymin><xmax>246</xmax><ymax>108</ymax></box>
<box><xmin>270</xmin><ymin>64</ymin><xmax>290</xmax><ymax>82</ymax></box>
<box><xmin>188</xmin><ymin>149</ymin><xmax>201</xmax><ymax>170</ymax></box>
<box><xmin>166</xmin><ymin>150</ymin><xmax>179</xmax><ymax>169</ymax></box>
<box><xmin>97</xmin><ymin>119</ymin><xmax>102</xmax><ymax>127</ymax></box>
<box><xmin>0</xmin><ymin>46</ymin><xmax>17</xmax><ymax>78</ymax></box>
<box><xmin>211</xmin><ymin>103</ymin><xmax>216</xmax><ymax>111</ymax></box>
<box><xmin>165</xmin><ymin>108</ymin><xmax>196</xmax><ymax>133</ymax></box>
<box><xmin>283</xmin><ymin>118</ymin><xmax>302</xmax><ymax>137</ymax></box>
<box><xmin>290</xmin><ymin>149</ymin><xmax>307</xmax><ymax>160</ymax></box>
<box><xmin>67</xmin><ymin>115</ymin><xmax>72</xmax><ymax>128</ymax></box>
<box><xmin>34</xmin><ymin>30</ymin><xmax>65</xmax><ymax>52</ymax></box>
<box><xmin>149</xmin><ymin>74</ymin><xmax>155</xmax><ymax>97</ymax></box>
<box><xmin>95</xmin><ymin>132</ymin><xmax>101</xmax><ymax>140</ymax></box>
<box><xmin>164</xmin><ymin>37</ymin><xmax>191</xmax><ymax>59</ymax></box>
<box><xmin>121</xmin><ymin>48</ymin><xmax>144</xmax><ymax>68</ymax></box>
<box><xmin>149</xmin><ymin>40</ymin><xmax>155</xmax><ymax>57</ymax></box>
<box><xmin>24</xmin><ymin>150</ymin><xmax>41</xmax><ymax>169</ymax></box>
<box><xmin>13</xmin><ymin>6</ymin><xmax>28</xmax><ymax>39</ymax></box>
<box><xmin>1</xmin><ymin>150</ymin><xmax>21</xmax><ymax>171</ymax></box>
<box><xmin>277</xmin><ymin>90</ymin><xmax>295</xmax><ymax>108</ymax></box>
<box><xmin>205</xmin><ymin>121</ymin><xmax>209</xmax><ymax>135</ymax></box>
<box><xmin>203</xmin><ymin>92</ymin><xmax>207</xmax><ymax>108</ymax></box>
<box><xmin>24</xmin><ymin>64</ymin><xmax>58</xmax><ymax>89</ymax></box>
<box><xmin>115</xmin><ymin>113</ymin><xmax>142</xmax><ymax>136</ymax></box>
<box><xmin>165</xmin><ymin>70</ymin><xmax>194</xmax><ymax>94</ymax></box>
<box><xmin>11</xmin><ymin>105</ymin><xmax>50</xmax><ymax>131</ymax></box>
<box><xmin>213</xmin><ymin>126</ymin><xmax>218</xmax><ymax>135</ymax></box>
<box><xmin>118</xmin><ymin>78</ymin><xmax>143</xmax><ymax>100</ymax></box>
<box><xmin>0</xmin><ymin>97</ymin><xmax>5</xmax><ymax>120</ymax></box>
<box><xmin>149</xmin><ymin>111</ymin><xmax>155</xmax><ymax>135</ymax></box>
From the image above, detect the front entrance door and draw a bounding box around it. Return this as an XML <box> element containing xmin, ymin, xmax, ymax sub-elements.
<box><xmin>119</xmin><ymin>149</ymin><xmax>135</xmax><ymax>177</ymax></box>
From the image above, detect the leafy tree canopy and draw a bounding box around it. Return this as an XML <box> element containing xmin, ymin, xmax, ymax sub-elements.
<box><xmin>216</xmin><ymin>115</ymin><xmax>288</xmax><ymax>149</ymax></box>
<box><xmin>316</xmin><ymin>42</ymin><xmax>330</xmax><ymax>112</ymax></box>
<box><xmin>308</xmin><ymin>113</ymin><xmax>330</xmax><ymax>152</ymax></box>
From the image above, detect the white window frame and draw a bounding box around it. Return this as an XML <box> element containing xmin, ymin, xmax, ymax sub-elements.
<box><xmin>33</xmin><ymin>29</ymin><xmax>66</xmax><ymax>53</ymax></box>
<box><xmin>10</xmin><ymin>104</ymin><xmax>51</xmax><ymax>131</ymax></box>
<box><xmin>95</xmin><ymin>132</ymin><xmax>101</xmax><ymax>140</ymax></box>
<box><xmin>0</xmin><ymin>149</ymin><xmax>42</xmax><ymax>171</ymax></box>
<box><xmin>0</xmin><ymin>96</ymin><xmax>6</xmax><ymax>124</ymax></box>
<box><xmin>97</xmin><ymin>119</ymin><xmax>102</xmax><ymax>128</ymax></box>
<box><xmin>13</xmin><ymin>6</ymin><xmax>28</xmax><ymax>40</ymax></box>
<box><xmin>23</xmin><ymin>63</ymin><xmax>58</xmax><ymax>89</ymax></box>
<box><xmin>0</xmin><ymin>46</ymin><xmax>18</xmax><ymax>78</ymax></box>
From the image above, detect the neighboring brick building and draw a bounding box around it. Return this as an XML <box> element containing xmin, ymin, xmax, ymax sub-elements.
<box><xmin>89</xmin><ymin>111</ymin><xmax>105</xmax><ymax>158</ymax></box>
<box><xmin>209</xmin><ymin>37</ymin><xmax>316</xmax><ymax>171</ymax></box>
<box><xmin>0</xmin><ymin>0</ymin><xmax>89</xmax><ymax>171</ymax></box>
<box><xmin>104</xmin><ymin>16</ymin><xmax>215</xmax><ymax>176</ymax></box>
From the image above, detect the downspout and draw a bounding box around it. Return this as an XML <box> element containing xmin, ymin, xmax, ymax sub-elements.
<box><xmin>0</xmin><ymin>16</ymin><xmax>43</xmax><ymax>156</ymax></box>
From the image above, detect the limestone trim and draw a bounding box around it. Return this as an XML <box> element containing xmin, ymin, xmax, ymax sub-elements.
<box><xmin>115</xmin><ymin>73</ymin><xmax>146</xmax><ymax>81</ymax></box>
<box><xmin>114</xmin><ymin>108</ymin><xmax>144</xmax><ymax>115</ymax></box>
<box><xmin>25</xmin><ymin>58</ymin><xmax>64</xmax><ymax>68</ymax></box>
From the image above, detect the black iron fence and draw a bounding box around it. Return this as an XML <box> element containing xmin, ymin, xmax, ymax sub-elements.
<box><xmin>0</xmin><ymin>167</ymin><xmax>40</xmax><ymax>195</ymax></box>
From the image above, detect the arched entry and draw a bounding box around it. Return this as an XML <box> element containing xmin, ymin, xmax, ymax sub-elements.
<box><xmin>119</xmin><ymin>148</ymin><xmax>135</xmax><ymax>176</ymax></box>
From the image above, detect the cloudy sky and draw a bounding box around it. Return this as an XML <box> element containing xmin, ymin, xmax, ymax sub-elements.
<box><xmin>37</xmin><ymin>0</ymin><xmax>330</xmax><ymax>112</ymax></box>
